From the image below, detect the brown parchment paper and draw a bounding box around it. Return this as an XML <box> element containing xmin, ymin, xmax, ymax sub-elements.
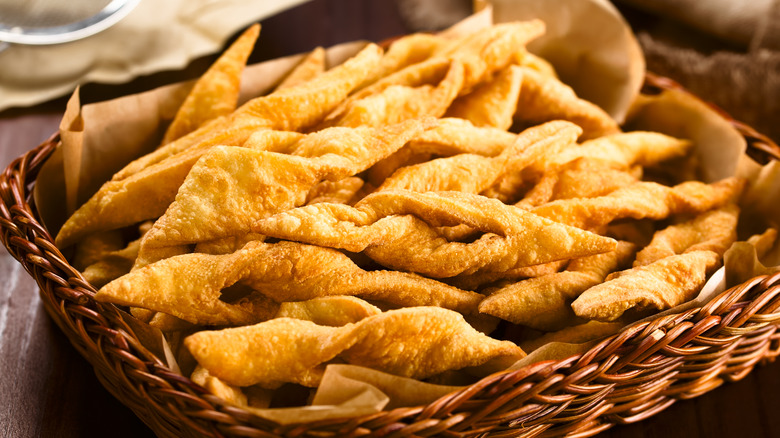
<box><xmin>31</xmin><ymin>0</ymin><xmax>780</xmax><ymax>426</ymax></box>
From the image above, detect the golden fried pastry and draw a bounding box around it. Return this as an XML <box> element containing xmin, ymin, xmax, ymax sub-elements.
<box><xmin>184</xmin><ymin>307</ymin><xmax>525</xmax><ymax>387</ymax></box>
<box><xmin>479</xmin><ymin>241</ymin><xmax>636</xmax><ymax>330</ymax></box>
<box><xmin>445</xmin><ymin>65</ymin><xmax>523</xmax><ymax>130</ymax></box>
<box><xmin>276</xmin><ymin>46</ymin><xmax>326</xmax><ymax>90</ymax></box>
<box><xmin>406</xmin><ymin>117</ymin><xmax>518</xmax><ymax>156</ymax></box>
<box><xmin>634</xmin><ymin>204</ymin><xmax>739</xmax><ymax>266</ymax></box>
<box><xmin>83</xmin><ymin>238</ymin><xmax>142</xmax><ymax>288</ymax></box>
<box><xmin>369</xmin><ymin>33</ymin><xmax>444</xmax><ymax>83</ymax></box>
<box><xmin>446</xmin><ymin>260</ymin><xmax>568</xmax><ymax>291</ymax></box>
<box><xmin>118</xmin><ymin>44</ymin><xmax>383</xmax><ymax>180</ymax></box>
<box><xmin>366</xmin><ymin>117</ymin><xmax>559</xmax><ymax>188</ymax></box>
<box><xmin>513</xmin><ymin>66</ymin><xmax>619</xmax><ymax>140</ymax></box>
<box><xmin>513</xmin><ymin>49</ymin><xmax>557</xmax><ymax>78</ymax></box>
<box><xmin>572</xmin><ymin>250</ymin><xmax>721</xmax><ymax>321</ymax></box>
<box><xmin>480</xmin><ymin>122</ymin><xmax>583</xmax><ymax>203</ymax></box>
<box><xmin>56</xmin><ymin>44</ymin><xmax>384</xmax><ymax>249</ymax></box>
<box><xmin>532</xmin><ymin>177</ymin><xmax>745</xmax><ymax>230</ymax></box>
<box><xmin>487</xmin><ymin>130</ymin><xmax>689</xmax><ymax>204</ymax></box>
<box><xmin>150</xmin><ymin>295</ymin><xmax>382</xmax><ymax>332</ymax></box>
<box><xmin>97</xmin><ymin>240</ymin><xmax>484</xmax><ymax>325</ymax></box>
<box><xmin>516</xmin><ymin>158</ymin><xmax>641</xmax><ymax>209</ymax></box>
<box><xmin>435</xmin><ymin>21</ymin><xmax>545</xmax><ymax>91</ymax></box>
<box><xmin>162</xmin><ymin>24</ymin><xmax>260</xmax><ymax>144</ymax></box>
<box><xmin>255</xmin><ymin>190</ymin><xmax>616</xmax><ymax>277</ymax></box>
<box><xmin>530</xmin><ymin>131</ymin><xmax>692</xmax><ymax>177</ymax></box>
<box><xmin>305</xmin><ymin>177</ymin><xmax>365</xmax><ymax>205</ymax></box>
<box><xmin>135</xmin><ymin>118</ymin><xmax>431</xmax><ymax>266</ymax></box>
<box><xmin>191</xmin><ymin>366</ymin><xmax>249</xmax><ymax>407</ymax></box>
<box><xmin>58</xmin><ymin>15</ymin><xmax>768</xmax><ymax>398</ymax></box>
<box><xmin>329</xmin><ymin>20</ymin><xmax>545</xmax><ymax>126</ymax></box>
<box><xmin>327</xmin><ymin>60</ymin><xmax>464</xmax><ymax>128</ymax></box>
<box><xmin>378</xmin><ymin>120</ymin><xmax>580</xmax><ymax>195</ymax></box>
<box><xmin>276</xmin><ymin>296</ymin><xmax>382</xmax><ymax>326</ymax></box>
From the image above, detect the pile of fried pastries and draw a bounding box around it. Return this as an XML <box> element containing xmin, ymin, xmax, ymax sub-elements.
<box><xmin>56</xmin><ymin>21</ymin><xmax>777</xmax><ymax>405</ymax></box>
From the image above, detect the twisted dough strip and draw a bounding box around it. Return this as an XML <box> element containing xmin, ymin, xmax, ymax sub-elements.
<box><xmin>532</xmin><ymin>177</ymin><xmax>745</xmax><ymax>230</ymax></box>
<box><xmin>322</xmin><ymin>20</ymin><xmax>545</xmax><ymax>129</ymax></box>
<box><xmin>134</xmin><ymin>118</ymin><xmax>431</xmax><ymax>266</ymax></box>
<box><xmin>56</xmin><ymin>44</ymin><xmax>384</xmax><ymax>249</ymax></box>
<box><xmin>305</xmin><ymin>177</ymin><xmax>364</xmax><ymax>205</ymax></box>
<box><xmin>326</xmin><ymin>59</ymin><xmax>465</xmax><ymax>128</ymax></box>
<box><xmin>634</xmin><ymin>204</ymin><xmax>739</xmax><ymax>266</ymax></box>
<box><xmin>572</xmin><ymin>250</ymin><xmax>721</xmax><ymax>321</ymax></box>
<box><xmin>137</xmin><ymin>295</ymin><xmax>382</xmax><ymax>333</ymax></box>
<box><xmin>366</xmin><ymin>33</ymin><xmax>444</xmax><ymax>84</ymax></box>
<box><xmin>275</xmin><ymin>296</ymin><xmax>381</xmax><ymax>327</ymax></box>
<box><xmin>377</xmin><ymin>120</ymin><xmax>580</xmax><ymax>194</ymax></box>
<box><xmin>513</xmin><ymin>66</ymin><xmax>619</xmax><ymax>140</ymax></box>
<box><xmin>184</xmin><ymin>307</ymin><xmax>525</xmax><ymax>387</ymax></box>
<box><xmin>276</xmin><ymin>46</ymin><xmax>326</xmax><ymax>90</ymax></box>
<box><xmin>96</xmin><ymin>240</ymin><xmax>484</xmax><ymax>326</ymax></box>
<box><xmin>445</xmin><ymin>65</ymin><xmax>523</xmax><ymax>130</ymax></box>
<box><xmin>254</xmin><ymin>190</ymin><xmax>616</xmax><ymax>278</ymax></box>
<box><xmin>435</xmin><ymin>21</ymin><xmax>545</xmax><ymax>91</ymax></box>
<box><xmin>479</xmin><ymin>241</ymin><xmax>636</xmax><ymax>330</ymax></box>
<box><xmin>516</xmin><ymin>158</ymin><xmax>642</xmax><ymax>209</ymax></box>
<box><xmin>486</xmin><ymin>131</ymin><xmax>691</xmax><ymax>203</ymax></box>
<box><xmin>365</xmin><ymin>117</ymin><xmax>520</xmax><ymax>187</ymax></box>
<box><xmin>446</xmin><ymin>260</ymin><xmax>568</xmax><ymax>291</ymax></box>
<box><xmin>405</xmin><ymin>117</ymin><xmax>518</xmax><ymax>157</ymax></box>
<box><xmin>357</xmin><ymin>20</ymin><xmax>546</xmax><ymax>103</ymax></box>
<box><xmin>532</xmin><ymin>131</ymin><xmax>692</xmax><ymax>175</ymax></box>
<box><xmin>573</xmin><ymin>205</ymin><xmax>741</xmax><ymax>321</ymax></box>
<box><xmin>162</xmin><ymin>25</ymin><xmax>260</xmax><ymax>145</ymax></box>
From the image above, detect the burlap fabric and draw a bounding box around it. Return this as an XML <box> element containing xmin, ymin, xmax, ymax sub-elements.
<box><xmin>615</xmin><ymin>0</ymin><xmax>780</xmax><ymax>143</ymax></box>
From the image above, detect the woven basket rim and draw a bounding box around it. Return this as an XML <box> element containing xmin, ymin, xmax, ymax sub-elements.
<box><xmin>2</xmin><ymin>73</ymin><xmax>780</xmax><ymax>437</ymax></box>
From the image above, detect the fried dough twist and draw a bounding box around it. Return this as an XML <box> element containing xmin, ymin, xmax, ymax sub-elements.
<box><xmin>479</xmin><ymin>241</ymin><xmax>636</xmax><ymax>330</ymax></box>
<box><xmin>56</xmin><ymin>44</ymin><xmax>384</xmax><ymax>248</ymax></box>
<box><xmin>184</xmin><ymin>307</ymin><xmax>525</xmax><ymax>387</ymax></box>
<box><xmin>134</xmin><ymin>118</ymin><xmax>432</xmax><ymax>266</ymax></box>
<box><xmin>96</xmin><ymin>240</ymin><xmax>484</xmax><ymax>326</ymax></box>
<box><xmin>254</xmin><ymin>190</ymin><xmax>616</xmax><ymax>277</ymax></box>
<box><xmin>532</xmin><ymin>177</ymin><xmax>745</xmax><ymax>230</ymax></box>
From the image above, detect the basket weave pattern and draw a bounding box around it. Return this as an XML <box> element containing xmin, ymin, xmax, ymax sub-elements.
<box><xmin>2</xmin><ymin>77</ymin><xmax>780</xmax><ymax>437</ymax></box>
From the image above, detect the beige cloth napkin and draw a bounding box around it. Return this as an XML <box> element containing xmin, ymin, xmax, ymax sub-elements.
<box><xmin>0</xmin><ymin>0</ymin><xmax>310</xmax><ymax>111</ymax></box>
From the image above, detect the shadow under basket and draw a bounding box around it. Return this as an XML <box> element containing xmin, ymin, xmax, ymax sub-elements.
<box><xmin>2</xmin><ymin>73</ymin><xmax>780</xmax><ymax>438</ymax></box>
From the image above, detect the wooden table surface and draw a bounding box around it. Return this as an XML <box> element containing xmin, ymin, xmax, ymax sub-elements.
<box><xmin>1</xmin><ymin>1</ymin><xmax>779</xmax><ymax>437</ymax></box>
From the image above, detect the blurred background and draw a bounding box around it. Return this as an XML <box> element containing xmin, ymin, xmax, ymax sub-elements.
<box><xmin>0</xmin><ymin>0</ymin><xmax>777</xmax><ymax>141</ymax></box>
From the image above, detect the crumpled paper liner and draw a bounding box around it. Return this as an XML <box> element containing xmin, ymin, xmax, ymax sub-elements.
<box><xmin>483</xmin><ymin>0</ymin><xmax>645</xmax><ymax>123</ymax></box>
<box><xmin>0</xmin><ymin>0</ymin><xmax>311</xmax><ymax>111</ymax></box>
<box><xmin>31</xmin><ymin>0</ymin><xmax>780</xmax><ymax>426</ymax></box>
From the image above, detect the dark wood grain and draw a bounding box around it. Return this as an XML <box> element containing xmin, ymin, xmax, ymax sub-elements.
<box><xmin>0</xmin><ymin>113</ymin><xmax>156</xmax><ymax>438</ymax></box>
<box><xmin>0</xmin><ymin>1</ymin><xmax>778</xmax><ymax>437</ymax></box>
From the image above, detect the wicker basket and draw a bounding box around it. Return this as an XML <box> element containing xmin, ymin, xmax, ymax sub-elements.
<box><xmin>2</xmin><ymin>74</ymin><xmax>780</xmax><ymax>438</ymax></box>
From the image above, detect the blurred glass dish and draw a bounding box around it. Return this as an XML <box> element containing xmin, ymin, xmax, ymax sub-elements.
<box><xmin>0</xmin><ymin>0</ymin><xmax>140</xmax><ymax>50</ymax></box>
